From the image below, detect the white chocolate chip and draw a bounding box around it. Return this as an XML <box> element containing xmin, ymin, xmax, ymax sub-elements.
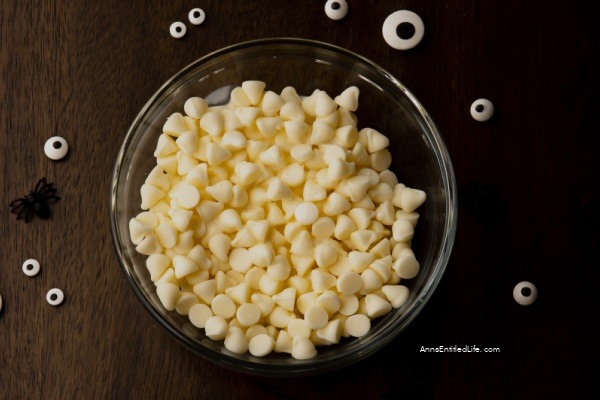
<box><xmin>339</xmin><ymin>294</ymin><xmax>359</xmax><ymax>316</ymax></box>
<box><xmin>211</xmin><ymin>293</ymin><xmax>236</xmax><ymax>319</ymax></box>
<box><xmin>224</xmin><ymin>327</ymin><xmax>249</xmax><ymax>354</ymax></box>
<box><xmin>311</xmin><ymin>217</ymin><xmax>336</xmax><ymax>240</ymax></box>
<box><xmin>235</xmin><ymin>107</ymin><xmax>261</xmax><ymax>127</ymax></box>
<box><xmin>310</xmin><ymin>269</ymin><xmax>336</xmax><ymax>293</ymax></box>
<box><xmin>292</xmin><ymin>337</ymin><xmax>317</xmax><ymax>360</ymax></box>
<box><xmin>268</xmin><ymin>305</ymin><xmax>294</xmax><ymax>328</ymax></box>
<box><xmin>200</xmin><ymin>111</ymin><xmax>224</xmax><ymax>137</ymax></box>
<box><xmin>337</xmin><ymin>271</ymin><xmax>363</xmax><ymax>294</ymax></box>
<box><xmin>236</xmin><ymin>303</ymin><xmax>261</xmax><ymax>327</ymax></box>
<box><xmin>323</xmin><ymin>193</ymin><xmax>351</xmax><ymax>216</ymax></box>
<box><xmin>365</xmin><ymin>293</ymin><xmax>392</xmax><ymax>318</ymax></box>
<box><xmin>188</xmin><ymin>304</ymin><xmax>213</xmax><ymax>328</ymax></box>
<box><xmin>393</xmin><ymin>254</ymin><xmax>420</xmax><ymax>279</ymax></box>
<box><xmin>163</xmin><ymin>113</ymin><xmax>188</xmax><ymax>136</ymax></box>
<box><xmin>225</xmin><ymin>282</ymin><xmax>250</xmax><ymax>304</ymax></box>
<box><xmin>229</xmin><ymin>248</ymin><xmax>252</xmax><ymax>272</ymax></box>
<box><xmin>382</xmin><ymin>285</ymin><xmax>410</xmax><ymax>308</ymax></box>
<box><xmin>314</xmin><ymin>242</ymin><xmax>338</xmax><ymax>268</ymax></box>
<box><xmin>242</xmin><ymin>80</ymin><xmax>266</xmax><ymax>106</ymax></box>
<box><xmin>249</xmin><ymin>243</ymin><xmax>273</xmax><ymax>268</ymax></box>
<box><xmin>310</xmin><ymin>121</ymin><xmax>334</xmax><ymax>144</ymax></box>
<box><xmin>249</xmin><ymin>333</ymin><xmax>274</xmax><ymax>357</ymax></box>
<box><xmin>184</xmin><ymin>97</ymin><xmax>208</xmax><ymax>119</ymax></box>
<box><xmin>304</xmin><ymin>305</ymin><xmax>329</xmax><ymax>329</ymax></box>
<box><xmin>400</xmin><ymin>187</ymin><xmax>427</xmax><ymax>212</ymax></box>
<box><xmin>208</xmin><ymin>234</ymin><xmax>231</xmax><ymax>262</ymax></box>
<box><xmin>315</xmin><ymin>90</ymin><xmax>337</xmax><ymax>117</ymax></box>
<box><xmin>272</xmin><ymin>287</ymin><xmax>297</xmax><ymax>312</ymax></box>
<box><xmin>334</xmin><ymin>86</ymin><xmax>359</xmax><ymax>111</ymax></box>
<box><xmin>205</xmin><ymin>316</ymin><xmax>228</xmax><ymax>340</ymax></box>
<box><xmin>370</xmin><ymin>149</ymin><xmax>392</xmax><ymax>172</ymax></box>
<box><xmin>392</xmin><ymin>218</ymin><xmax>414</xmax><ymax>242</ymax></box>
<box><xmin>156</xmin><ymin>282</ymin><xmax>180</xmax><ymax>311</ymax></box>
<box><xmin>316</xmin><ymin>291</ymin><xmax>340</xmax><ymax>314</ymax></box>
<box><xmin>345</xmin><ymin>314</ymin><xmax>371</xmax><ymax>337</ymax></box>
<box><xmin>295</xmin><ymin>202</ymin><xmax>319</xmax><ymax>225</ymax></box>
<box><xmin>280</xmin><ymin>102</ymin><xmax>305</xmax><ymax>121</ymax></box>
<box><xmin>280</xmin><ymin>164</ymin><xmax>305</xmax><ymax>187</ymax></box>
<box><xmin>172</xmin><ymin>255</ymin><xmax>198</xmax><ymax>279</ymax></box>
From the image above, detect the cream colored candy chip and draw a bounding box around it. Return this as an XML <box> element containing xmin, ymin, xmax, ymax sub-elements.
<box><xmin>188</xmin><ymin>304</ymin><xmax>213</xmax><ymax>328</ymax></box>
<box><xmin>337</xmin><ymin>271</ymin><xmax>363</xmax><ymax>294</ymax></box>
<box><xmin>211</xmin><ymin>294</ymin><xmax>236</xmax><ymax>319</ymax></box>
<box><xmin>205</xmin><ymin>316</ymin><xmax>228</xmax><ymax>340</ymax></box>
<box><xmin>229</xmin><ymin>248</ymin><xmax>252</xmax><ymax>272</ymax></box>
<box><xmin>249</xmin><ymin>334</ymin><xmax>275</xmax><ymax>357</ymax></box>
<box><xmin>345</xmin><ymin>314</ymin><xmax>371</xmax><ymax>337</ymax></box>
<box><xmin>224</xmin><ymin>327</ymin><xmax>249</xmax><ymax>354</ymax></box>
<box><xmin>130</xmin><ymin>84</ymin><xmax>428</xmax><ymax>360</ymax></box>
<box><xmin>292</xmin><ymin>337</ymin><xmax>318</xmax><ymax>360</ymax></box>
<box><xmin>236</xmin><ymin>303</ymin><xmax>261</xmax><ymax>327</ymax></box>
<box><xmin>304</xmin><ymin>305</ymin><xmax>329</xmax><ymax>329</ymax></box>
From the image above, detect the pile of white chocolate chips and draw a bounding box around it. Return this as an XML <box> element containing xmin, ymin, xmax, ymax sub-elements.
<box><xmin>129</xmin><ymin>81</ymin><xmax>426</xmax><ymax>360</ymax></box>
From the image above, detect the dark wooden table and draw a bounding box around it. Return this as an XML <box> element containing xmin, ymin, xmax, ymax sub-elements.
<box><xmin>1</xmin><ymin>1</ymin><xmax>597</xmax><ymax>398</ymax></box>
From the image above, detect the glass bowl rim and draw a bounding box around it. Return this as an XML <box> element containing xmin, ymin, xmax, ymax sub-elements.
<box><xmin>110</xmin><ymin>37</ymin><xmax>457</xmax><ymax>376</ymax></box>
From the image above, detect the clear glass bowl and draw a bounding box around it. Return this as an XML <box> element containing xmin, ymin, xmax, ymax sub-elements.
<box><xmin>110</xmin><ymin>38</ymin><xmax>457</xmax><ymax>376</ymax></box>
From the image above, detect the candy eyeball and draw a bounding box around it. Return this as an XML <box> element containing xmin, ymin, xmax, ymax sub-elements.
<box><xmin>188</xmin><ymin>8</ymin><xmax>206</xmax><ymax>25</ymax></box>
<box><xmin>44</xmin><ymin>136</ymin><xmax>69</xmax><ymax>161</ymax></box>
<box><xmin>382</xmin><ymin>10</ymin><xmax>425</xmax><ymax>50</ymax></box>
<box><xmin>470</xmin><ymin>99</ymin><xmax>494</xmax><ymax>122</ymax></box>
<box><xmin>46</xmin><ymin>288</ymin><xmax>65</xmax><ymax>306</ymax></box>
<box><xmin>170</xmin><ymin>21</ymin><xmax>186</xmax><ymax>39</ymax></box>
<box><xmin>22</xmin><ymin>259</ymin><xmax>41</xmax><ymax>277</ymax></box>
<box><xmin>325</xmin><ymin>0</ymin><xmax>348</xmax><ymax>21</ymax></box>
<box><xmin>513</xmin><ymin>281</ymin><xmax>537</xmax><ymax>306</ymax></box>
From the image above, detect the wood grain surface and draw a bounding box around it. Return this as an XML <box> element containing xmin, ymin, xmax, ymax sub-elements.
<box><xmin>1</xmin><ymin>1</ymin><xmax>597</xmax><ymax>399</ymax></box>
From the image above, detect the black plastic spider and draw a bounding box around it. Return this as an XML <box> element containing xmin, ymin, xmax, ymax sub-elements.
<box><xmin>10</xmin><ymin>178</ymin><xmax>60</xmax><ymax>223</ymax></box>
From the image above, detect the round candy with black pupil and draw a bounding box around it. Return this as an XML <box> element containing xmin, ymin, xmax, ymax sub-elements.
<box><xmin>382</xmin><ymin>10</ymin><xmax>424</xmax><ymax>50</ymax></box>
<box><xmin>44</xmin><ymin>136</ymin><xmax>69</xmax><ymax>160</ymax></box>
<box><xmin>22</xmin><ymin>258</ymin><xmax>41</xmax><ymax>277</ymax></box>
<box><xmin>325</xmin><ymin>0</ymin><xmax>348</xmax><ymax>21</ymax></box>
<box><xmin>189</xmin><ymin>8</ymin><xmax>205</xmax><ymax>25</ymax></box>
<box><xmin>470</xmin><ymin>98</ymin><xmax>494</xmax><ymax>121</ymax></box>
<box><xmin>46</xmin><ymin>288</ymin><xmax>64</xmax><ymax>306</ymax></box>
<box><xmin>513</xmin><ymin>281</ymin><xmax>537</xmax><ymax>306</ymax></box>
<box><xmin>170</xmin><ymin>21</ymin><xmax>186</xmax><ymax>39</ymax></box>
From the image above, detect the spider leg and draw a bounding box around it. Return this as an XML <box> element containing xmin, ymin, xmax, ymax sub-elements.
<box><xmin>17</xmin><ymin>205</ymin><xmax>30</xmax><ymax>220</ymax></box>
<box><xmin>11</xmin><ymin>203</ymin><xmax>26</xmax><ymax>215</ymax></box>
<box><xmin>10</xmin><ymin>198</ymin><xmax>26</xmax><ymax>208</ymax></box>
<box><xmin>34</xmin><ymin>177</ymin><xmax>47</xmax><ymax>193</ymax></box>
<box><xmin>38</xmin><ymin>184</ymin><xmax>57</xmax><ymax>198</ymax></box>
<box><xmin>45</xmin><ymin>195</ymin><xmax>61</xmax><ymax>203</ymax></box>
<box><xmin>24</xmin><ymin>208</ymin><xmax>34</xmax><ymax>223</ymax></box>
